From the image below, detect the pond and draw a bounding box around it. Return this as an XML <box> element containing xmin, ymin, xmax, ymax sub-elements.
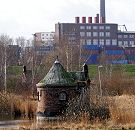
<box><xmin>0</xmin><ymin>115</ymin><xmax>34</xmax><ymax>129</ymax></box>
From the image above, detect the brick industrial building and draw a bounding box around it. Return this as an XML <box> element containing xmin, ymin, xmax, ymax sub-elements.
<box><xmin>54</xmin><ymin>0</ymin><xmax>135</xmax><ymax>65</ymax></box>
<box><xmin>55</xmin><ymin>0</ymin><xmax>135</xmax><ymax>47</ymax></box>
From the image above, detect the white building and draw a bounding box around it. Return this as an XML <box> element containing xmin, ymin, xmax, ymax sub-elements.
<box><xmin>34</xmin><ymin>32</ymin><xmax>55</xmax><ymax>46</ymax></box>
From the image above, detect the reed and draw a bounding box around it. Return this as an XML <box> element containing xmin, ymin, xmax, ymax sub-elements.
<box><xmin>108</xmin><ymin>95</ymin><xmax>135</xmax><ymax>125</ymax></box>
<box><xmin>0</xmin><ymin>92</ymin><xmax>37</xmax><ymax>119</ymax></box>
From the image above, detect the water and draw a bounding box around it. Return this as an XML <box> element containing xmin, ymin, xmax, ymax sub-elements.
<box><xmin>0</xmin><ymin>114</ymin><xmax>34</xmax><ymax>129</ymax></box>
<box><xmin>0</xmin><ymin>120</ymin><xmax>20</xmax><ymax>129</ymax></box>
<box><xmin>0</xmin><ymin>120</ymin><xmax>33</xmax><ymax>129</ymax></box>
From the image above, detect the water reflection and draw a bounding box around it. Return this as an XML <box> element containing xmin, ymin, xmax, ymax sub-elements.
<box><xmin>0</xmin><ymin>114</ymin><xmax>34</xmax><ymax>129</ymax></box>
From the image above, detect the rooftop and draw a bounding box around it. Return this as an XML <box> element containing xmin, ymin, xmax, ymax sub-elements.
<box><xmin>36</xmin><ymin>59</ymin><xmax>76</xmax><ymax>87</ymax></box>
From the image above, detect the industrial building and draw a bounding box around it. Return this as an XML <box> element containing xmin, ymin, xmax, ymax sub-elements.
<box><xmin>55</xmin><ymin>0</ymin><xmax>135</xmax><ymax>47</ymax></box>
<box><xmin>55</xmin><ymin>0</ymin><xmax>135</xmax><ymax>65</ymax></box>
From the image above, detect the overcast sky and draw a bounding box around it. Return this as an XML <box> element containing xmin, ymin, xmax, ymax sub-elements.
<box><xmin>0</xmin><ymin>0</ymin><xmax>135</xmax><ymax>39</ymax></box>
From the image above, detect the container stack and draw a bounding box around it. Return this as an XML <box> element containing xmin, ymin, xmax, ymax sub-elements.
<box><xmin>104</xmin><ymin>46</ymin><xmax>127</xmax><ymax>64</ymax></box>
<box><xmin>81</xmin><ymin>45</ymin><xmax>100</xmax><ymax>64</ymax></box>
<box><xmin>125</xmin><ymin>47</ymin><xmax>135</xmax><ymax>64</ymax></box>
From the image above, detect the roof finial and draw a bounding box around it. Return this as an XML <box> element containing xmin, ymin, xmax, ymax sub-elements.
<box><xmin>55</xmin><ymin>56</ymin><xmax>60</xmax><ymax>64</ymax></box>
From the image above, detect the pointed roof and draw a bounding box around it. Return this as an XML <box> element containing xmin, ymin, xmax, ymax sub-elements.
<box><xmin>36</xmin><ymin>59</ymin><xmax>75</xmax><ymax>87</ymax></box>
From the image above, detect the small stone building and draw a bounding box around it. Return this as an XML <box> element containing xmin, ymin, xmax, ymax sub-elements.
<box><xmin>36</xmin><ymin>58</ymin><xmax>89</xmax><ymax>118</ymax></box>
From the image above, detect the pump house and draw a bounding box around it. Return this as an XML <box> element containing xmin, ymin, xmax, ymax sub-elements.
<box><xmin>36</xmin><ymin>58</ymin><xmax>89</xmax><ymax>119</ymax></box>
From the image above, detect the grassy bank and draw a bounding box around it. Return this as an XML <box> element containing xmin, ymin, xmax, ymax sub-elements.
<box><xmin>88</xmin><ymin>64</ymin><xmax>135</xmax><ymax>78</ymax></box>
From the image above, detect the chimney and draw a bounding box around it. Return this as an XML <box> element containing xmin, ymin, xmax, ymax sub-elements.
<box><xmin>82</xmin><ymin>17</ymin><xmax>86</xmax><ymax>23</ymax></box>
<box><xmin>75</xmin><ymin>17</ymin><xmax>80</xmax><ymax>23</ymax></box>
<box><xmin>94</xmin><ymin>17</ymin><xmax>97</xmax><ymax>23</ymax></box>
<box><xmin>100</xmin><ymin>0</ymin><xmax>106</xmax><ymax>23</ymax></box>
<box><xmin>88</xmin><ymin>17</ymin><xmax>92</xmax><ymax>23</ymax></box>
<box><xmin>96</xmin><ymin>14</ymin><xmax>99</xmax><ymax>23</ymax></box>
<box><xmin>100</xmin><ymin>17</ymin><xmax>105</xmax><ymax>23</ymax></box>
<box><xmin>94</xmin><ymin>14</ymin><xmax>99</xmax><ymax>23</ymax></box>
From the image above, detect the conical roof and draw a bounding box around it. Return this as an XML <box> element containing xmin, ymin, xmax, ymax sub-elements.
<box><xmin>36</xmin><ymin>59</ymin><xmax>75</xmax><ymax>87</ymax></box>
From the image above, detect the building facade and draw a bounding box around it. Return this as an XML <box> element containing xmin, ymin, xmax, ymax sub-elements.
<box><xmin>55</xmin><ymin>0</ymin><xmax>135</xmax><ymax>48</ymax></box>
<box><xmin>33</xmin><ymin>32</ymin><xmax>55</xmax><ymax>61</ymax></box>
<box><xmin>55</xmin><ymin>18</ymin><xmax>135</xmax><ymax>47</ymax></box>
<box><xmin>55</xmin><ymin>19</ymin><xmax>118</xmax><ymax>46</ymax></box>
<box><xmin>34</xmin><ymin>32</ymin><xmax>55</xmax><ymax>46</ymax></box>
<box><xmin>118</xmin><ymin>31</ymin><xmax>135</xmax><ymax>47</ymax></box>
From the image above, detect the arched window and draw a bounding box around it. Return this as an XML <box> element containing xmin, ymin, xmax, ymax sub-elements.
<box><xmin>59</xmin><ymin>92</ymin><xmax>67</xmax><ymax>101</ymax></box>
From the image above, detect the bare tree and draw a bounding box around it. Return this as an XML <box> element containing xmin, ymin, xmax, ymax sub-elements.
<box><xmin>54</xmin><ymin>34</ymin><xmax>81</xmax><ymax>71</ymax></box>
<box><xmin>16</xmin><ymin>36</ymin><xmax>25</xmax><ymax>49</ymax></box>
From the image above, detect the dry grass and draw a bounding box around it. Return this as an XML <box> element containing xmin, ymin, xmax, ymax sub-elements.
<box><xmin>108</xmin><ymin>95</ymin><xmax>135</xmax><ymax>125</ymax></box>
<box><xmin>1</xmin><ymin>68</ymin><xmax>135</xmax><ymax>129</ymax></box>
<box><xmin>0</xmin><ymin>92</ymin><xmax>37</xmax><ymax>119</ymax></box>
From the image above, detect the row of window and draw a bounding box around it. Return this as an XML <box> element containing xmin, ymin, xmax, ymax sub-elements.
<box><xmin>80</xmin><ymin>25</ymin><xmax>111</xmax><ymax>30</ymax></box>
<box><xmin>80</xmin><ymin>32</ymin><xmax>110</xmax><ymax>37</ymax></box>
<box><xmin>42</xmin><ymin>37</ymin><xmax>54</xmax><ymax>40</ymax></box>
<box><xmin>118</xmin><ymin>34</ymin><xmax>135</xmax><ymax>39</ymax></box>
<box><xmin>118</xmin><ymin>41</ymin><xmax>135</xmax><ymax>46</ymax></box>
<box><xmin>42</xmin><ymin>33</ymin><xmax>54</xmax><ymax>37</ymax></box>
<box><xmin>82</xmin><ymin>39</ymin><xmax>135</xmax><ymax>46</ymax></box>
<box><xmin>81</xmin><ymin>39</ymin><xmax>117</xmax><ymax>45</ymax></box>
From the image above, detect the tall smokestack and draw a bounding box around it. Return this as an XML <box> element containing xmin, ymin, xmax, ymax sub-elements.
<box><xmin>100</xmin><ymin>0</ymin><xmax>106</xmax><ymax>23</ymax></box>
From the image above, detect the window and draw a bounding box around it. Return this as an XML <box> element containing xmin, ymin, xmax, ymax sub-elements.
<box><xmin>112</xmin><ymin>39</ymin><xmax>117</xmax><ymax>45</ymax></box>
<box><xmin>93</xmin><ymin>32</ymin><xmax>98</xmax><ymax>37</ymax></box>
<box><xmin>86</xmin><ymin>32</ymin><xmax>91</xmax><ymax>37</ymax></box>
<box><xmin>99</xmin><ymin>39</ymin><xmax>104</xmax><ymax>45</ymax></box>
<box><xmin>93</xmin><ymin>39</ymin><xmax>98</xmax><ymax>45</ymax></box>
<box><xmin>93</xmin><ymin>26</ymin><xmax>98</xmax><ymax>29</ymax></box>
<box><xmin>59</xmin><ymin>92</ymin><xmax>67</xmax><ymax>101</ymax></box>
<box><xmin>130</xmin><ymin>41</ymin><xmax>135</xmax><ymax>46</ymax></box>
<box><xmin>106</xmin><ymin>26</ymin><xmax>110</xmax><ymax>30</ymax></box>
<box><xmin>99</xmin><ymin>26</ymin><xmax>104</xmax><ymax>30</ymax></box>
<box><xmin>86</xmin><ymin>39</ymin><xmax>92</xmax><ymax>45</ymax></box>
<box><xmin>68</xmin><ymin>37</ymin><xmax>76</xmax><ymax>43</ymax></box>
<box><xmin>129</xmin><ymin>35</ymin><xmax>134</xmax><ymax>38</ymax></box>
<box><xmin>80</xmin><ymin>32</ymin><xmax>85</xmax><ymax>37</ymax></box>
<box><xmin>106</xmin><ymin>39</ymin><xmax>111</xmax><ymax>45</ymax></box>
<box><xmin>37</xmin><ymin>91</ymin><xmax>42</xmax><ymax>101</ymax></box>
<box><xmin>124</xmin><ymin>41</ymin><xmax>128</xmax><ymax>46</ymax></box>
<box><xmin>80</xmin><ymin>26</ymin><xmax>85</xmax><ymax>29</ymax></box>
<box><xmin>69</xmin><ymin>37</ymin><xmax>75</xmax><ymax>40</ymax></box>
<box><xmin>124</xmin><ymin>35</ymin><xmax>128</xmax><ymax>38</ymax></box>
<box><xmin>86</xmin><ymin>26</ymin><xmax>91</xmax><ymax>29</ymax></box>
<box><xmin>118</xmin><ymin>35</ymin><xmax>122</xmax><ymax>38</ymax></box>
<box><xmin>99</xmin><ymin>32</ymin><xmax>104</xmax><ymax>37</ymax></box>
<box><xmin>106</xmin><ymin>32</ymin><xmax>110</xmax><ymax>37</ymax></box>
<box><xmin>118</xmin><ymin>41</ymin><xmax>123</xmax><ymax>46</ymax></box>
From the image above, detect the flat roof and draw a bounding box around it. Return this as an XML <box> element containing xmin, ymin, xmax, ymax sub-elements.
<box><xmin>118</xmin><ymin>31</ymin><xmax>135</xmax><ymax>34</ymax></box>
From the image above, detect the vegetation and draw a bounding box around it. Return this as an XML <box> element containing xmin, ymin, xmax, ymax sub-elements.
<box><xmin>88</xmin><ymin>64</ymin><xmax>135</xmax><ymax>78</ymax></box>
<box><xmin>0</xmin><ymin>34</ymin><xmax>135</xmax><ymax>129</ymax></box>
<box><xmin>7</xmin><ymin>66</ymin><xmax>23</xmax><ymax>75</ymax></box>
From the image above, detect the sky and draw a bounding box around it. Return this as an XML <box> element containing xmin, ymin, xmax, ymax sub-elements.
<box><xmin>0</xmin><ymin>0</ymin><xmax>135</xmax><ymax>39</ymax></box>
